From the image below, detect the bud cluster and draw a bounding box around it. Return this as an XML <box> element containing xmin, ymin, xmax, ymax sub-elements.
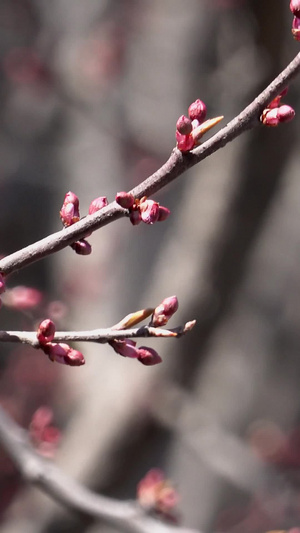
<box><xmin>109</xmin><ymin>339</ymin><xmax>162</xmax><ymax>366</ymax></box>
<box><xmin>291</xmin><ymin>1</ymin><xmax>300</xmax><ymax>40</ymax></box>
<box><xmin>29</xmin><ymin>406</ymin><xmax>61</xmax><ymax>457</ymax></box>
<box><xmin>137</xmin><ymin>468</ymin><xmax>179</xmax><ymax>521</ymax></box>
<box><xmin>175</xmin><ymin>99</ymin><xmax>224</xmax><ymax>153</ymax></box>
<box><xmin>37</xmin><ymin>318</ymin><xmax>85</xmax><ymax>366</ymax></box>
<box><xmin>60</xmin><ymin>192</ymin><xmax>108</xmax><ymax>256</ymax></box>
<box><xmin>116</xmin><ymin>192</ymin><xmax>170</xmax><ymax>226</ymax></box>
<box><xmin>261</xmin><ymin>88</ymin><xmax>295</xmax><ymax>127</ymax></box>
<box><xmin>109</xmin><ymin>296</ymin><xmax>179</xmax><ymax>366</ymax></box>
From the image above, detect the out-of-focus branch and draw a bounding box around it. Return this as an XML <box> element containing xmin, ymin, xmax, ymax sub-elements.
<box><xmin>0</xmin><ymin>51</ymin><xmax>299</xmax><ymax>277</ymax></box>
<box><xmin>0</xmin><ymin>406</ymin><xmax>198</xmax><ymax>533</ymax></box>
<box><xmin>0</xmin><ymin>321</ymin><xmax>196</xmax><ymax>348</ymax></box>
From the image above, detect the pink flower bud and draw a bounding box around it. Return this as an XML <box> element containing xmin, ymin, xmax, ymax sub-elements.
<box><xmin>44</xmin><ymin>342</ymin><xmax>85</xmax><ymax>366</ymax></box>
<box><xmin>292</xmin><ymin>16</ymin><xmax>300</xmax><ymax>41</ymax></box>
<box><xmin>71</xmin><ymin>239</ymin><xmax>92</xmax><ymax>255</ymax></box>
<box><xmin>261</xmin><ymin>108</ymin><xmax>280</xmax><ymax>127</ymax></box>
<box><xmin>0</xmin><ymin>273</ymin><xmax>6</xmax><ymax>295</ymax></box>
<box><xmin>175</xmin><ymin>131</ymin><xmax>195</xmax><ymax>152</ymax></box>
<box><xmin>137</xmin><ymin>346</ymin><xmax>162</xmax><ymax>366</ymax></box>
<box><xmin>65</xmin><ymin>348</ymin><xmax>86</xmax><ymax>366</ymax></box>
<box><xmin>116</xmin><ymin>191</ymin><xmax>135</xmax><ymax>209</ymax></box>
<box><xmin>140</xmin><ymin>199</ymin><xmax>160</xmax><ymax>225</ymax></box>
<box><xmin>151</xmin><ymin>296</ymin><xmax>179</xmax><ymax>327</ymax></box>
<box><xmin>277</xmin><ymin>104</ymin><xmax>295</xmax><ymax>123</ymax></box>
<box><xmin>37</xmin><ymin>319</ymin><xmax>56</xmax><ymax>344</ymax></box>
<box><xmin>110</xmin><ymin>339</ymin><xmax>139</xmax><ymax>358</ymax></box>
<box><xmin>188</xmin><ymin>99</ymin><xmax>207</xmax><ymax>123</ymax></box>
<box><xmin>88</xmin><ymin>196</ymin><xmax>108</xmax><ymax>214</ymax></box>
<box><xmin>60</xmin><ymin>191</ymin><xmax>80</xmax><ymax>227</ymax></box>
<box><xmin>129</xmin><ymin>208</ymin><xmax>142</xmax><ymax>226</ymax></box>
<box><xmin>176</xmin><ymin>115</ymin><xmax>193</xmax><ymax>135</ymax></box>
<box><xmin>290</xmin><ymin>0</ymin><xmax>300</xmax><ymax>17</ymax></box>
<box><xmin>158</xmin><ymin>205</ymin><xmax>171</xmax><ymax>222</ymax></box>
<box><xmin>5</xmin><ymin>286</ymin><xmax>42</xmax><ymax>309</ymax></box>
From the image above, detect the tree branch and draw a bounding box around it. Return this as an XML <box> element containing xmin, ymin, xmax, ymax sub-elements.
<box><xmin>0</xmin><ymin>406</ymin><xmax>198</xmax><ymax>533</ymax></box>
<box><xmin>0</xmin><ymin>321</ymin><xmax>195</xmax><ymax>348</ymax></box>
<box><xmin>0</xmin><ymin>51</ymin><xmax>299</xmax><ymax>277</ymax></box>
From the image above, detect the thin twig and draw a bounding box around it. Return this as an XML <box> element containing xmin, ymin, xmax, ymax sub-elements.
<box><xmin>0</xmin><ymin>51</ymin><xmax>299</xmax><ymax>277</ymax></box>
<box><xmin>0</xmin><ymin>321</ymin><xmax>195</xmax><ymax>348</ymax></box>
<box><xmin>0</xmin><ymin>406</ymin><xmax>198</xmax><ymax>533</ymax></box>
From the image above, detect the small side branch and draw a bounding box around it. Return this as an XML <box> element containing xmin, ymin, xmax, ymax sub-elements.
<box><xmin>0</xmin><ymin>406</ymin><xmax>198</xmax><ymax>533</ymax></box>
<box><xmin>0</xmin><ymin>321</ymin><xmax>196</xmax><ymax>348</ymax></box>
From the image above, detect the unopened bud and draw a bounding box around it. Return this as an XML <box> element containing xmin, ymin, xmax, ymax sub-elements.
<box><xmin>110</xmin><ymin>339</ymin><xmax>139</xmax><ymax>358</ymax></box>
<box><xmin>277</xmin><ymin>104</ymin><xmax>295</xmax><ymax>123</ymax></box>
<box><xmin>37</xmin><ymin>319</ymin><xmax>55</xmax><ymax>344</ymax></box>
<box><xmin>261</xmin><ymin>108</ymin><xmax>280</xmax><ymax>127</ymax></box>
<box><xmin>44</xmin><ymin>342</ymin><xmax>85</xmax><ymax>366</ymax></box>
<box><xmin>151</xmin><ymin>295</ymin><xmax>179</xmax><ymax>327</ymax></box>
<box><xmin>176</xmin><ymin>115</ymin><xmax>193</xmax><ymax>135</ymax></box>
<box><xmin>129</xmin><ymin>208</ymin><xmax>142</xmax><ymax>226</ymax></box>
<box><xmin>140</xmin><ymin>199</ymin><xmax>160</xmax><ymax>225</ymax></box>
<box><xmin>188</xmin><ymin>99</ymin><xmax>207</xmax><ymax>123</ymax></box>
<box><xmin>71</xmin><ymin>239</ymin><xmax>92</xmax><ymax>255</ymax></box>
<box><xmin>175</xmin><ymin>131</ymin><xmax>194</xmax><ymax>152</ymax></box>
<box><xmin>292</xmin><ymin>16</ymin><xmax>300</xmax><ymax>41</ymax></box>
<box><xmin>116</xmin><ymin>191</ymin><xmax>135</xmax><ymax>209</ymax></box>
<box><xmin>88</xmin><ymin>196</ymin><xmax>108</xmax><ymax>214</ymax></box>
<box><xmin>0</xmin><ymin>273</ymin><xmax>5</xmax><ymax>295</ymax></box>
<box><xmin>158</xmin><ymin>205</ymin><xmax>171</xmax><ymax>222</ymax></box>
<box><xmin>290</xmin><ymin>0</ymin><xmax>300</xmax><ymax>17</ymax></box>
<box><xmin>60</xmin><ymin>191</ymin><xmax>80</xmax><ymax>227</ymax></box>
<box><xmin>137</xmin><ymin>347</ymin><xmax>162</xmax><ymax>366</ymax></box>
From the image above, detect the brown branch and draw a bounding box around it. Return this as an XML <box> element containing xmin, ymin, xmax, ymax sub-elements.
<box><xmin>0</xmin><ymin>406</ymin><xmax>198</xmax><ymax>533</ymax></box>
<box><xmin>0</xmin><ymin>51</ymin><xmax>299</xmax><ymax>277</ymax></box>
<box><xmin>0</xmin><ymin>321</ymin><xmax>196</xmax><ymax>348</ymax></box>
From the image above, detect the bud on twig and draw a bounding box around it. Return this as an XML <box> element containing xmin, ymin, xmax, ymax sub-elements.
<box><xmin>71</xmin><ymin>239</ymin><xmax>92</xmax><ymax>255</ymax></box>
<box><xmin>115</xmin><ymin>192</ymin><xmax>135</xmax><ymax>209</ymax></box>
<box><xmin>60</xmin><ymin>191</ymin><xmax>80</xmax><ymax>227</ymax></box>
<box><xmin>88</xmin><ymin>196</ymin><xmax>108</xmax><ymax>214</ymax></box>
<box><xmin>137</xmin><ymin>346</ymin><xmax>162</xmax><ymax>366</ymax></box>
<box><xmin>290</xmin><ymin>0</ymin><xmax>300</xmax><ymax>17</ymax></box>
<box><xmin>37</xmin><ymin>319</ymin><xmax>56</xmax><ymax>344</ymax></box>
<box><xmin>109</xmin><ymin>339</ymin><xmax>139</xmax><ymax>358</ymax></box>
<box><xmin>43</xmin><ymin>342</ymin><xmax>85</xmax><ymax>366</ymax></box>
<box><xmin>292</xmin><ymin>16</ymin><xmax>300</xmax><ymax>40</ymax></box>
<box><xmin>151</xmin><ymin>296</ymin><xmax>179</xmax><ymax>327</ymax></box>
<box><xmin>188</xmin><ymin>99</ymin><xmax>207</xmax><ymax>124</ymax></box>
<box><xmin>140</xmin><ymin>199</ymin><xmax>160</xmax><ymax>225</ymax></box>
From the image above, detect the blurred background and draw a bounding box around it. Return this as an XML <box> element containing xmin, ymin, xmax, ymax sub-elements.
<box><xmin>0</xmin><ymin>0</ymin><xmax>300</xmax><ymax>532</ymax></box>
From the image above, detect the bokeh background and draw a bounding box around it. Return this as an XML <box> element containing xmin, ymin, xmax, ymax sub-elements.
<box><xmin>0</xmin><ymin>1</ymin><xmax>300</xmax><ymax>532</ymax></box>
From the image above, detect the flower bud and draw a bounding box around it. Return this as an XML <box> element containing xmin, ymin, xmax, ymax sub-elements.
<box><xmin>137</xmin><ymin>346</ymin><xmax>162</xmax><ymax>366</ymax></box>
<box><xmin>116</xmin><ymin>191</ymin><xmax>135</xmax><ymax>209</ymax></box>
<box><xmin>60</xmin><ymin>191</ymin><xmax>80</xmax><ymax>227</ymax></box>
<box><xmin>188</xmin><ymin>99</ymin><xmax>207</xmax><ymax>123</ymax></box>
<box><xmin>129</xmin><ymin>208</ymin><xmax>142</xmax><ymax>226</ymax></box>
<box><xmin>37</xmin><ymin>319</ymin><xmax>55</xmax><ymax>344</ymax></box>
<box><xmin>140</xmin><ymin>199</ymin><xmax>160</xmax><ymax>225</ymax></box>
<box><xmin>71</xmin><ymin>239</ymin><xmax>92</xmax><ymax>255</ymax></box>
<box><xmin>151</xmin><ymin>295</ymin><xmax>179</xmax><ymax>327</ymax></box>
<box><xmin>5</xmin><ymin>286</ymin><xmax>42</xmax><ymax>309</ymax></box>
<box><xmin>110</xmin><ymin>339</ymin><xmax>139</xmax><ymax>358</ymax></box>
<box><xmin>0</xmin><ymin>273</ymin><xmax>6</xmax><ymax>295</ymax></box>
<box><xmin>175</xmin><ymin>131</ymin><xmax>194</xmax><ymax>152</ymax></box>
<box><xmin>158</xmin><ymin>205</ymin><xmax>171</xmax><ymax>222</ymax></box>
<box><xmin>88</xmin><ymin>196</ymin><xmax>108</xmax><ymax>214</ymax></box>
<box><xmin>176</xmin><ymin>115</ymin><xmax>193</xmax><ymax>135</ymax></box>
<box><xmin>277</xmin><ymin>104</ymin><xmax>295</xmax><ymax>123</ymax></box>
<box><xmin>292</xmin><ymin>16</ymin><xmax>300</xmax><ymax>41</ymax></box>
<box><xmin>44</xmin><ymin>342</ymin><xmax>85</xmax><ymax>366</ymax></box>
<box><xmin>260</xmin><ymin>108</ymin><xmax>280</xmax><ymax>127</ymax></box>
<box><xmin>290</xmin><ymin>0</ymin><xmax>300</xmax><ymax>17</ymax></box>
